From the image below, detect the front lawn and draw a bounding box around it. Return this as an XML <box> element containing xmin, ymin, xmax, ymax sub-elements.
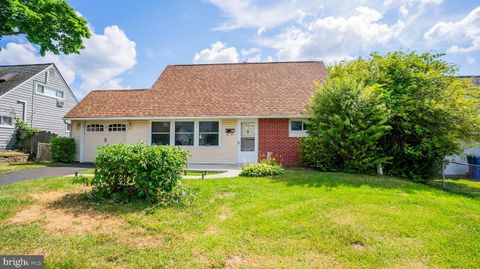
<box><xmin>0</xmin><ymin>162</ymin><xmax>55</xmax><ymax>174</ymax></box>
<box><xmin>0</xmin><ymin>170</ymin><xmax>479</xmax><ymax>268</ymax></box>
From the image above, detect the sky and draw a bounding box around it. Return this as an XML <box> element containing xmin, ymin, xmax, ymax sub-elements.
<box><xmin>0</xmin><ymin>0</ymin><xmax>479</xmax><ymax>99</ymax></box>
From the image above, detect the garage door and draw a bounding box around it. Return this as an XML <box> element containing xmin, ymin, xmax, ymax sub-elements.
<box><xmin>84</xmin><ymin>123</ymin><xmax>126</xmax><ymax>162</ymax></box>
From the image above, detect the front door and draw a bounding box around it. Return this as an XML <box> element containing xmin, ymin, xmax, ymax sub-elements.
<box><xmin>237</xmin><ymin>120</ymin><xmax>258</xmax><ymax>164</ymax></box>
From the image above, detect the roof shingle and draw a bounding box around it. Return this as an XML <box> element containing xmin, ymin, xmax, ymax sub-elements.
<box><xmin>0</xmin><ymin>64</ymin><xmax>52</xmax><ymax>96</ymax></box>
<box><xmin>65</xmin><ymin>61</ymin><xmax>327</xmax><ymax>118</ymax></box>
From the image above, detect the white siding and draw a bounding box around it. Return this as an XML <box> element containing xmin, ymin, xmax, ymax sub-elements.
<box><xmin>76</xmin><ymin>119</ymin><xmax>238</xmax><ymax>164</ymax></box>
<box><xmin>187</xmin><ymin>119</ymin><xmax>237</xmax><ymax>164</ymax></box>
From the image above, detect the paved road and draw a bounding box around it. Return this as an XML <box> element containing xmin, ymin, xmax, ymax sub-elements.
<box><xmin>0</xmin><ymin>163</ymin><xmax>93</xmax><ymax>187</ymax></box>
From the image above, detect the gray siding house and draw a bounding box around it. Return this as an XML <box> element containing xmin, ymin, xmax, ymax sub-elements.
<box><xmin>0</xmin><ymin>63</ymin><xmax>78</xmax><ymax>149</ymax></box>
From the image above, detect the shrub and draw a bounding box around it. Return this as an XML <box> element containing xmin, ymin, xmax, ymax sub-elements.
<box><xmin>87</xmin><ymin>143</ymin><xmax>190</xmax><ymax>201</ymax></box>
<box><xmin>305</xmin><ymin>51</ymin><xmax>480</xmax><ymax>181</ymax></box>
<box><xmin>14</xmin><ymin>120</ymin><xmax>39</xmax><ymax>150</ymax></box>
<box><xmin>240</xmin><ymin>159</ymin><xmax>285</xmax><ymax>177</ymax></box>
<box><xmin>51</xmin><ymin>137</ymin><xmax>76</xmax><ymax>163</ymax></box>
<box><xmin>302</xmin><ymin>77</ymin><xmax>391</xmax><ymax>173</ymax></box>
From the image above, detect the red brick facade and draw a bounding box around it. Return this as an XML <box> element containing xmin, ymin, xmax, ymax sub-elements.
<box><xmin>258</xmin><ymin>118</ymin><xmax>301</xmax><ymax>166</ymax></box>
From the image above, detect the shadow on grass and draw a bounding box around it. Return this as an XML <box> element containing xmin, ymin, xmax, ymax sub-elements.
<box><xmin>271</xmin><ymin>168</ymin><xmax>421</xmax><ymax>193</ymax></box>
<box><xmin>426</xmin><ymin>179</ymin><xmax>480</xmax><ymax>199</ymax></box>
<box><xmin>273</xmin><ymin>169</ymin><xmax>480</xmax><ymax>199</ymax></box>
<box><xmin>49</xmin><ymin>191</ymin><xmax>154</xmax><ymax>216</ymax></box>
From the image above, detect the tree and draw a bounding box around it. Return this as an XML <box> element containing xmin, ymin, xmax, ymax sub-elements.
<box><xmin>301</xmin><ymin>77</ymin><xmax>391</xmax><ymax>173</ymax></box>
<box><xmin>304</xmin><ymin>52</ymin><xmax>480</xmax><ymax>181</ymax></box>
<box><xmin>0</xmin><ymin>0</ymin><xmax>90</xmax><ymax>55</ymax></box>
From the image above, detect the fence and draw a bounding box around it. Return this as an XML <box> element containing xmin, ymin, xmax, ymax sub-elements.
<box><xmin>24</xmin><ymin>131</ymin><xmax>57</xmax><ymax>158</ymax></box>
<box><xmin>440</xmin><ymin>160</ymin><xmax>480</xmax><ymax>191</ymax></box>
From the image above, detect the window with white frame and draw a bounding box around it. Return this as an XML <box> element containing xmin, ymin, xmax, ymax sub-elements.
<box><xmin>0</xmin><ymin>116</ymin><xmax>13</xmax><ymax>127</ymax></box>
<box><xmin>175</xmin><ymin>122</ymin><xmax>194</xmax><ymax>146</ymax></box>
<box><xmin>108</xmin><ymin>124</ymin><xmax>126</xmax><ymax>132</ymax></box>
<box><xmin>199</xmin><ymin>121</ymin><xmax>219</xmax><ymax>146</ymax></box>
<box><xmin>36</xmin><ymin>83</ymin><xmax>64</xmax><ymax>99</ymax></box>
<box><xmin>65</xmin><ymin>123</ymin><xmax>71</xmax><ymax>132</ymax></box>
<box><xmin>86</xmin><ymin>124</ymin><xmax>104</xmax><ymax>132</ymax></box>
<box><xmin>151</xmin><ymin>122</ymin><xmax>170</xmax><ymax>145</ymax></box>
<box><xmin>289</xmin><ymin>120</ymin><xmax>308</xmax><ymax>137</ymax></box>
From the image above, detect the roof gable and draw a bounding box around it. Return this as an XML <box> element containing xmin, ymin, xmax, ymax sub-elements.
<box><xmin>0</xmin><ymin>64</ymin><xmax>52</xmax><ymax>96</ymax></box>
<box><xmin>66</xmin><ymin>61</ymin><xmax>327</xmax><ymax>119</ymax></box>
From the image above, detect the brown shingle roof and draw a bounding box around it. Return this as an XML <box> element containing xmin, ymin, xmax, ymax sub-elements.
<box><xmin>65</xmin><ymin>61</ymin><xmax>327</xmax><ymax>119</ymax></box>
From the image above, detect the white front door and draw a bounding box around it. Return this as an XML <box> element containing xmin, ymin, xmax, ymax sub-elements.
<box><xmin>237</xmin><ymin>119</ymin><xmax>258</xmax><ymax>164</ymax></box>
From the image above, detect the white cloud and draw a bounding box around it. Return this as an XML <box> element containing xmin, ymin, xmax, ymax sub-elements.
<box><xmin>240</xmin><ymin>47</ymin><xmax>261</xmax><ymax>57</ymax></box>
<box><xmin>0</xmin><ymin>25</ymin><xmax>136</xmax><ymax>97</ymax></box>
<box><xmin>257</xmin><ymin>27</ymin><xmax>267</xmax><ymax>36</ymax></box>
<box><xmin>207</xmin><ymin>0</ymin><xmax>318</xmax><ymax>31</ymax></box>
<box><xmin>424</xmin><ymin>7</ymin><xmax>480</xmax><ymax>53</ymax></box>
<box><xmin>467</xmin><ymin>56</ymin><xmax>476</xmax><ymax>64</ymax></box>
<box><xmin>258</xmin><ymin>6</ymin><xmax>404</xmax><ymax>63</ymax></box>
<box><xmin>0</xmin><ymin>42</ymin><xmax>76</xmax><ymax>84</ymax></box>
<box><xmin>193</xmin><ymin>41</ymin><xmax>240</xmax><ymax>64</ymax></box>
<box><xmin>193</xmin><ymin>43</ymin><xmax>274</xmax><ymax>63</ymax></box>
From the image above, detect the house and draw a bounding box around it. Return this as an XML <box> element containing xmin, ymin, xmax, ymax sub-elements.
<box><xmin>0</xmin><ymin>63</ymin><xmax>78</xmax><ymax>149</ymax></box>
<box><xmin>445</xmin><ymin>75</ymin><xmax>480</xmax><ymax>176</ymax></box>
<box><xmin>65</xmin><ymin>61</ymin><xmax>327</xmax><ymax>165</ymax></box>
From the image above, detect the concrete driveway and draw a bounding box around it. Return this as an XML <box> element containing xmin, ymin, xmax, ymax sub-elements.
<box><xmin>0</xmin><ymin>163</ymin><xmax>93</xmax><ymax>187</ymax></box>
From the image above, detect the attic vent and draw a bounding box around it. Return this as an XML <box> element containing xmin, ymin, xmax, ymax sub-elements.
<box><xmin>0</xmin><ymin>73</ymin><xmax>17</xmax><ymax>82</ymax></box>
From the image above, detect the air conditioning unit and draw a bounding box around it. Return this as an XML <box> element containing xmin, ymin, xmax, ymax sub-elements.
<box><xmin>56</xmin><ymin>100</ymin><xmax>64</xmax><ymax>107</ymax></box>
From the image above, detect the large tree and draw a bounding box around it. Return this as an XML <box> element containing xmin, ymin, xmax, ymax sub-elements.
<box><xmin>303</xmin><ymin>52</ymin><xmax>480</xmax><ymax>181</ymax></box>
<box><xmin>0</xmin><ymin>0</ymin><xmax>90</xmax><ymax>55</ymax></box>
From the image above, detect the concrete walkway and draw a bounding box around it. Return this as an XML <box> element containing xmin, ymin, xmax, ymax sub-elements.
<box><xmin>183</xmin><ymin>169</ymin><xmax>241</xmax><ymax>179</ymax></box>
<box><xmin>0</xmin><ymin>163</ymin><xmax>93</xmax><ymax>187</ymax></box>
<box><xmin>183</xmin><ymin>164</ymin><xmax>242</xmax><ymax>179</ymax></box>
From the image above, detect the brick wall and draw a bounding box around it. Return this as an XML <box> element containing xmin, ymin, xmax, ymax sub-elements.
<box><xmin>258</xmin><ymin>118</ymin><xmax>301</xmax><ymax>166</ymax></box>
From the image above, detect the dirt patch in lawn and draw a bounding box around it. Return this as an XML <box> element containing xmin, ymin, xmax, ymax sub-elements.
<box><xmin>8</xmin><ymin>189</ymin><xmax>126</xmax><ymax>235</ymax></box>
<box><xmin>218</xmin><ymin>206</ymin><xmax>232</xmax><ymax>221</ymax></box>
<box><xmin>6</xmin><ymin>189</ymin><xmax>171</xmax><ymax>249</ymax></box>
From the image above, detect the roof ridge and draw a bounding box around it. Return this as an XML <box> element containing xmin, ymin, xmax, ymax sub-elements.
<box><xmin>166</xmin><ymin>61</ymin><xmax>324</xmax><ymax>67</ymax></box>
<box><xmin>0</xmin><ymin>63</ymin><xmax>53</xmax><ymax>68</ymax></box>
<box><xmin>90</xmin><ymin>88</ymin><xmax>149</xmax><ymax>92</ymax></box>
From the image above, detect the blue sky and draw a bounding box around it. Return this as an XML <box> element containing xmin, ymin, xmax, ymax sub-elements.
<box><xmin>1</xmin><ymin>0</ymin><xmax>479</xmax><ymax>98</ymax></box>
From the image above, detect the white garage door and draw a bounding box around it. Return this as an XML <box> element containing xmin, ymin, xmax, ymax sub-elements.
<box><xmin>84</xmin><ymin>123</ymin><xmax>126</xmax><ymax>162</ymax></box>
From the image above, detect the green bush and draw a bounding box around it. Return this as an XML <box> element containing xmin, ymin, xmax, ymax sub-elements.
<box><xmin>348</xmin><ymin>53</ymin><xmax>480</xmax><ymax>180</ymax></box>
<box><xmin>14</xmin><ymin>120</ymin><xmax>39</xmax><ymax>150</ymax></box>
<box><xmin>240</xmin><ymin>159</ymin><xmax>285</xmax><ymax>177</ymax></box>
<box><xmin>301</xmin><ymin>77</ymin><xmax>391</xmax><ymax>173</ymax></box>
<box><xmin>51</xmin><ymin>137</ymin><xmax>76</xmax><ymax>163</ymax></box>
<box><xmin>88</xmin><ymin>143</ymin><xmax>190</xmax><ymax>201</ymax></box>
<box><xmin>304</xmin><ymin>52</ymin><xmax>480</xmax><ymax>181</ymax></box>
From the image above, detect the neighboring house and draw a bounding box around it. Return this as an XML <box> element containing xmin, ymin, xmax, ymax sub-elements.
<box><xmin>0</xmin><ymin>63</ymin><xmax>78</xmax><ymax>149</ymax></box>
<box><xmin>65</xmin><ymin>61</ymin><xmax>327</xmax><ymax>165</ymax></box>
<box><xmin>445</xmin><ymin>75</ymin><xmax>480</xmax><ymax>176</ymax></box>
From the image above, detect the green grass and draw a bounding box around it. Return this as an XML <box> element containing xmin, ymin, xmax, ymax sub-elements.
<box><xmin>0</xmin><ymin>162</ymin><xmax>56</xmax><ymax>174</ymax></box>
<box><xmin>80</xmin><ymin>168</ymin><xmax>95</xmax><ymax>174</ymax></box>
<box><xmin>0</xmin><ymin>150</ymin><xmax>27</xmax><ymax>157</ymax></box>
<box><xmin>79</xmin><ymin>170</ymin><xmax>227</xmax><ymax>176</ymax></box>
<box><xmin>185</xmin><ymin>170</ymin><xmax>226</xmax><ymax>176</ymax></box>
<box><xmin>0</xmin><ymin>169</ymin><xmax>479</xmax><ymax>268</ymax></box>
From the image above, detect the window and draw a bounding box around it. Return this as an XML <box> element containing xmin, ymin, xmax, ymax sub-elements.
<box><xmin>175</xmin><ymin>122</ymin><xmax>194</xmax><ymax>146</ymax></box>
<box><xmin>0</xmin><ymin>116</ymin><xmax>13</xmax><ymax>127</ymax></box>
<box><xmin>289</xmin><ymin>120</ymin><xmax>308</xmax><ymax>137</ymax></box>
<box><xmin>86</xmin><ymin>124</ymin><xmax>104</xmax><ymax>132</ymax></box>
<box><xmin>152</xmin><ymin>122</ymin><xmax>170</xmax><ymax>145</ymax></box>
<box><xmin>66</xmin><ymin>123</ymin><xmax>71</xmax><ymax>132</ymax></box>
<box><xmin>199</xmin><ymin>121</ymin><xmax>219</xmax><ymax>146</ymax></box>
<box><xmin>36</xmin><ymin>83</ymin><xmax>64</xmax><ymax>99</ymax></box>
<box><xmin>108</xmin><ymin>124</ymin><xmax>126</xmax><ymax>132</ymax></box>
<box><xmin>240</xmin><ymin>122</ymin><xmax>255</xmax><ymax>151</ymax></box>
